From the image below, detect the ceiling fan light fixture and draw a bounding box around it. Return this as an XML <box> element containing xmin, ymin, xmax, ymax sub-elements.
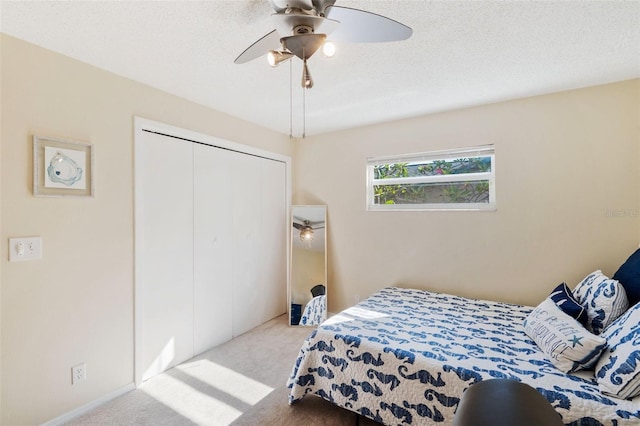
<box><xmin>267</xmin><ymin>50</ymin><xmax>293</xmax><ymax>67</ymax></box>
<box><xmin>322</xmin><ymin>41</ymin><xmax>336</xmax><ymax>57</ymax></box>
<box><xmin>301</xmin><ymin>59</ymin><xmax>314</xmax><ymax>89</ymax></box>
<box><xmin>281</xmin><ymin>33</ymin><xmax>326</xmax><ymax>60</ymax></box>
<box><xmin>299</xmin><ymin>226</ymin><xmax>314</xmax><ymax>242</ymax></box>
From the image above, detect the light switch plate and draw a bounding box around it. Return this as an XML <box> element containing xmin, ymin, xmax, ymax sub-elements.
<box><xmin>9</xmin><ymin>237</ymin><xmax>42</xmax><ymax>261</ymax></box>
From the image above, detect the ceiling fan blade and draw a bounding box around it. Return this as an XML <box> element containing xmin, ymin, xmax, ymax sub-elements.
<box><xmin>234</xmin><ymin>29</ymin><xmax>282</xmax><ymax>64</ymax></box>
<box><xmin>324</xmin><ymin>5</ymin><xmax>412</xmax><ymax>43</ymax></box>
<box><xmin>293</xmin><ymin>222</ymin><xmax>303</xmax><ymax>230</ymax></box>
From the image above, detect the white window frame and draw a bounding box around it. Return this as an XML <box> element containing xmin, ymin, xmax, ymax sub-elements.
<box><xmin>366</xmin><ymin>145</ymin><xmax>496</xmax><ymax>211</ymax></box>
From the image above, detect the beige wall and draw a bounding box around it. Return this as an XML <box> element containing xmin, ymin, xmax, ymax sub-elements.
<box><xmin>0</xmin><ymin>34</ymin><xmax>3</xmax><ymax>420</ymax></box>
<box><xmin>291</xmin><ymin>246</ymin><xmax>325</xmax><ymax>307</ymax></box>
<box><xmin>2</xmin><ymin>33</ymin><xmax>639</xmax><ymax>425</ymax></box>
<box><xmin>0</xmin><ymin>34</ymin><xmax>293</xmax><ymax>425</ymax></box>
<box><xmin>295</xmin><ymin>79</ymin><xmax>640</xmax><ymax>312</ymax></box>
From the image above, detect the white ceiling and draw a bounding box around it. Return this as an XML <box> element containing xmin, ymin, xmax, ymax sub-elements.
<box><xmin>1</xmin><ymin>1</ymin><xmax>639</xmax><ymax>137</ymax></box>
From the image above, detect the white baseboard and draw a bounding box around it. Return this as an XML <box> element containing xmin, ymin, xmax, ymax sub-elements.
<box><xmin>41</xmin><ymin>383</ymin><xmax>135</xmax><ymax>426</ymax></box>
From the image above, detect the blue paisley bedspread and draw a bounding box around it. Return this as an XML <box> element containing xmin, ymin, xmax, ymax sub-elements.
<box><xmin>287</xmin><ymin>287</ymin><xmax>640</xmax><ymax>425</ymax></box>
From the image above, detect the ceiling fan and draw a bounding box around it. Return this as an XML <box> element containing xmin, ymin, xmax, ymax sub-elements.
<box><xmin>293</xmin><ymin>217</ymin><xmax>325</xmax><ymax>242</ymax></box>
<box><xmin>234</xmin><ymin>0</ymin><xmax>412</xmax><ymax>88</ymax></box>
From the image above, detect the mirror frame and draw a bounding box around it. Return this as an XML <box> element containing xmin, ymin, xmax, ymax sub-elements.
<box><xmin>289</xmin><ymin>205</ymin><xmax>327</xmax><ymax>326</ymax></box>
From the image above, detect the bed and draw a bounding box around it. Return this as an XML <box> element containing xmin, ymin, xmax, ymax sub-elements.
<box><xmin>287</xmin><ymin>286</ymin><xmax>640</xmax><ymax>425</ymax></box>
<box><xmin>300</xmin><ymin>294</ymin><xmax>327</xmax><ymax>326</ymax></box>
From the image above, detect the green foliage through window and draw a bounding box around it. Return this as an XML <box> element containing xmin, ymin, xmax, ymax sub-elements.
<box><xmin>367</xmin><ymin>148</ymin><xmax>495</xmax><ymax>210</ymax></box>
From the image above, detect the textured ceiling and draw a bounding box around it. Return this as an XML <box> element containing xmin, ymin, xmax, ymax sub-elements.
<box><xmin>2</xmin><ymin>1</ymin><xmax>639</xmax><ymax>137</ymax></box>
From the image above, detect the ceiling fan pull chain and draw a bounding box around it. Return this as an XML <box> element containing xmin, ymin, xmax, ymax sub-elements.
<box><xmin>302</xmin><ymin>48</ymin><xmax>306</xmax><ymax>139</ymax></box>
<box><xmin>289</xmin><ymin>59</ymin><xmax>293</xmax><ymax>139</ymax></box>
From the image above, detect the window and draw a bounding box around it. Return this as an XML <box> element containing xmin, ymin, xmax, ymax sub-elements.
<box><xmin>366</xmin><ymin>145</ymin><xmax>495</xmax><ymax>211</ymax></box>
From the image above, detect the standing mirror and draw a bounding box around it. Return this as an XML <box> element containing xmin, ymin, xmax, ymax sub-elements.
<box><xmin>289</xmin><ymin>205</ymin><xmax>327</xmax><ymax>326</ymax></box>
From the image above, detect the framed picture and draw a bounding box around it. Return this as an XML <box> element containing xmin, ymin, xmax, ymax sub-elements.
<box><xmin>33</xmin><ymin>135</ymin><xmax>94</xmax><ymax>197</ymax></box>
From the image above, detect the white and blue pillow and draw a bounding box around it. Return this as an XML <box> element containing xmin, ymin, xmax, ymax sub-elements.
<box><xmin>595</xmin><ymin>301</ymin><xmax>640</xmax><ymax>399</ymax></box>
<box><xmin>548</xmin><ymin>282</ymin><xmax>588</xmax><ymax>326</ymax></box>
<box><xmin>524</xmin><ymin>297</ymin><xmax>606</xmax><ymax>373</ymax></box>
<box><xmin>572</xmin><ymin>270</ymin><xmax>629</xmax><ymax>335</ymax></box>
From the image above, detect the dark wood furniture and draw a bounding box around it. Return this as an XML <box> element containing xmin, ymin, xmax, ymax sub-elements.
<box><xmin>454</xmin><ymin>379</ymin><xmax>564</xmax><ymax>426</ymax></box>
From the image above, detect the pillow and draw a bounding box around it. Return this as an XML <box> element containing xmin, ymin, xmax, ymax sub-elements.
<box><xmin>572</xmin><ymin>270</ymin><xmax>629</xmax><ymax>335</ymax></box>
<box><xmin>613</xmin><ymin>249</ymin><xmax>640</xmax><ymax>306</ymax></box>
<box><xmin>523</xmin><ymin>298</ymin><xmax>606</xmax><ymax>373</ymax></box>
<box><xmin>595</xmin><ymin>301</ymin><xmax>640</xmax><ymax>399</ymax></box>
<box><xmin>548</xmin><ymin>282</ymin><xmax>588</xmax><ymax>326</ymax></box>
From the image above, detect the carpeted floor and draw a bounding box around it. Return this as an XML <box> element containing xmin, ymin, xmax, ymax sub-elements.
<box><xmin>66</xmin><ymin>315</ymin><xmax>379</xmax><ymax>426</ymax></box>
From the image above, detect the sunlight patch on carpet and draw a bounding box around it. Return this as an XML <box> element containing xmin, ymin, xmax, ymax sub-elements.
<box><xmin>142</xmin><ymin>373</ymin><xmax>242</xmax><ymax>425</ymax></box>
<box><xmin>177</xmin><ymin>359</ymin><xmax>274</xmax><ymax>405</ymax></box>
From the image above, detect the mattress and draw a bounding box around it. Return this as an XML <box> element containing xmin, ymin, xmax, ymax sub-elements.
<box><xmin>287</xmin><ymin>287</ymin><xmax>640</xmax><ymax>425</ymax></box>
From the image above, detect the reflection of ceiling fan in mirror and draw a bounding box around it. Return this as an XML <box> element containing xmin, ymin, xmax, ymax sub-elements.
<box><xmin>234</xmin><ymin>0</ymin><xmax>412</xmax><ymax>88</ymax></box>
<box><xmin>293</xmin><ymin>217</ymin><xmax>325</xmax><ymax>242</ymax></box>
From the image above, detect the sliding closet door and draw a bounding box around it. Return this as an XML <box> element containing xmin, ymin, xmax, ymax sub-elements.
<box><xmin>260</xmin><ymin>159</ymin><xmax>287</xmax><ymax>322</ymax></box>
<box><xmin>232</xmin><ymin>154</ymin><xmax>264</xmax><ymax>336</ymax></box>
<box><xmin>193</xmin><ymin>145</ymin><xmax>234</xmax><ymax>354</ymax></box>
<box><xmin>136</xmin><ymin>118</ymin><xmax>290</xmax><ymax>384</ymax></box>
<box><xmin>232</xmin><ymin>155</ymin><xmax>287</xmax><ymax>335</ymax></box>
<box><xmin>137</xmin><ymin>130</ymin><xmax>194</xmax><ymax>382</ymax></box>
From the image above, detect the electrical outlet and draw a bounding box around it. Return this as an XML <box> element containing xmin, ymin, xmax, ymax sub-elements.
<box><xmin>72</xmin><ymin>363</ymin><xmax>86</xmax><ymax>384</ymax></box>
